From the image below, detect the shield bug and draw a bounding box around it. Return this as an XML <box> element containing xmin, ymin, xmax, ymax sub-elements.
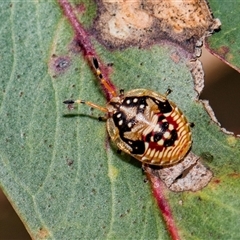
<box><xmin>64</xmin><ymin>58</ymin><xmax>192</xmax><ymax>166</ymax></box>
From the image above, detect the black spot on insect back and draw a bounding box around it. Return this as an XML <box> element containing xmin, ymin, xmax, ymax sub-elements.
<box><xmin>130</xmin><ymin>140</ymin><xmax>145</xmax><ymax>155</ymax></box>
<box><xmin>153</xmin><ymin>98</ymin><xmax>172</xmax><ymax>113</ymax></box>
<box><xmin>137</xmin><ymin>97</ymin><xmax>147</xmax><ymax>113</ymax></box>
<box><xmin>145</xmin><ymin>132</ymin><xmax>152</xmax><ymax>142</ymax></box>
<box><xmin>153</xmin><ymin>132</ymin><xmax>164</xmax><ymax>142</ymax></box>
<box><xmin>158</xmin><ymin>115</ymin><xmax>166</xmax><ymax>122</ymax></box>
<box><xmin>161</xmin><ymin>122</ymin><xmax>169</xmax><ymax>130</ymax></box>
<box><xmin>113</xmin><ymin>111</ymin><xmax>127</xmax><ymax>128</ymax></box>
<box><xmin>122</xmin><ymin>97</ymin><xmax>140</xmax><ymax>107</ymax></box>
<box><xmin>164</xmin><ymin>129</ymin><xmax>178</xmax><ymax>147</ymax></box>
<box><xmin>113</xmin><ymin>111</ymin><xmax>137</xmax><ymax>133</ymax></box>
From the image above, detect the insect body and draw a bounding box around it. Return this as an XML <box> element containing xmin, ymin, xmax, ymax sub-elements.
<box><xmin>106</xmin><ymin>89</ymin><xmax>191</xmax><ymax>166</ymax></box>
<box><xmin>64</xmin><ymin>58</ymin><xmax>192</xmax><ymax>166</ymax></box>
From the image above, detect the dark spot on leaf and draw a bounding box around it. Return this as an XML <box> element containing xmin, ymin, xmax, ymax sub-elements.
<box><xmin>51</xmin><ymin>55</ymin><xmax>71</xmax><ymax>76</ymax></box>
<box><xmin>70</xmin><ymin>38</ymin><xmax>83</xmax><ymax>54</ymax></box>
<box><xmin>213</xmin><ymin>179</ymin><xmax>221</xmax><ymax>184</ymax></box>
<box><xmin>37</xmin><ymin>227</ymin><xmax>49</xmax><ymax>239</ymax></box>
<box><xmin>107</xmin><ymin>62</ymin><xmax>114</xmax><ymax>67</ymax></box>
<box><xmin>66</xmin><ymin>159</ymin><xmax>74</xmax><ymax>166</ymax></box>
<box><xmin>201</xmin><ymin>152</ymin><xmax>214</xmax><ymax>162</ymax></box>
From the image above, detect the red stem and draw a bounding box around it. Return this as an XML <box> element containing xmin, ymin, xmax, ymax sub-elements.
<box><xmin>57</xmin><ymin>0</ymin><xmax>117</xmax><ymax>100</ymax></box>
<box><xmin>58</xmin><ymin>1</ymin><xmax>180</xmax><ymax>239</ymax></box>
<box><xmin>145</xmin><ymin>167</ymin><xmax>181</xmax><ymax>240</ymax></box>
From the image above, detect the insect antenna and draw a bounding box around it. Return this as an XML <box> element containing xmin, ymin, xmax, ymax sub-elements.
<box><xmin>63</xmin><ymin>99</ymin><xmax>108</xmax><ymax>113</ymax></box>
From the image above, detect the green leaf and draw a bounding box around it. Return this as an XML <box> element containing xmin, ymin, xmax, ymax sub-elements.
<box><xmin>1</xmin><ymin>1</ymin><xmax>240</xmax><ymax>240</ymax></box>
<box><xmin>207</xmin><ymin>0</ymin><xmax>240</xmax><ymax>71</ymax></box>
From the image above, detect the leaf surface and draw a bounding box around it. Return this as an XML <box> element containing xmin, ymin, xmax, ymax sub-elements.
<box><xmin>207</xmin><ymin>0</ymin><xmax>240</xmax><ymax>71</ymax></box>
<box><xmin>0</xmin><ymin>1</ymin><xmax>240</xmax><ymax>239</ymax></box>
